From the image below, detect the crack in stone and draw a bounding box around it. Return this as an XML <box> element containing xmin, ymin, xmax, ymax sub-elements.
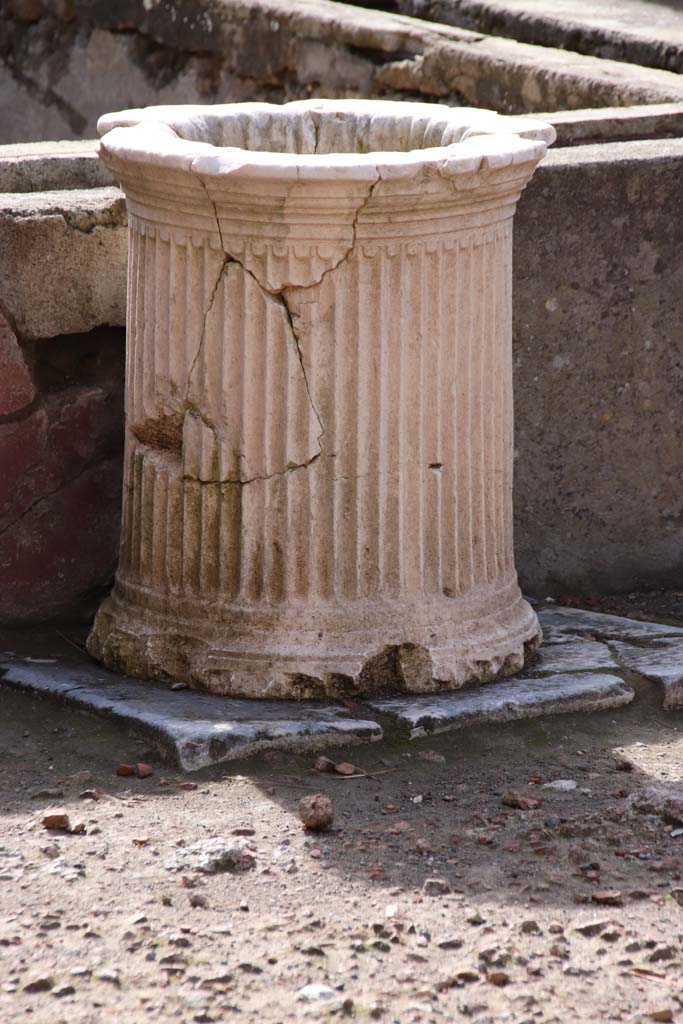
<box><xmin>183</xmin><ymin>450</ymin><xmax>322</xmax><ymax>488</ymax></box>
<box><xmin>183</xmin><ymin>179</ymin><xmax>328</xmax><ymax>479</ymax></box>
<box><xmin>180</xmin><ymin>172</ymin><xmax>385</xmax><ymax>482</ymax></box>
<box><xmin>201</xmin><ymin>181</ymin><xmax>327</xmax><ymax>450</ymax></box>
<box><xmin>277</xmin><ymin>289</ymin><xmax>326</xmax><ymax>459</ymax></box>
<box><xmin>310</xmin><ymin>111</ymin><xmax>321</xmax><ymax>154</ymax></box>
<box><xmin>0</xmin><ymin>462</ymin><xmax>95</xmax><ymax>539</ymax></box>
<box><xmin>185</xmin><ymin>250</ymin><xmax>229</xmax><ymax>403</ymax></box>
<box><xmin>311</xmin><ymin>171</ymin><xmax>381</xmax><ymax>292</ymax></box>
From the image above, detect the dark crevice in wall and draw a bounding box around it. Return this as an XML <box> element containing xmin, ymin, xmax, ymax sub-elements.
<box><xmin>345</xmin><ymin>44</ymin><xmax>421</xmax><ymax>66</ymax></box>
<box><xmin>28</xmin><ymin>326</ymin><xmax>125</xmax><ymax>397</ymax></box>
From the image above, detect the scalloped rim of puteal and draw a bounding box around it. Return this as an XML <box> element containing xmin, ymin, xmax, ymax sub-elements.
<box><xmin>97</xmin><ymin>99</ymin><xmax>555</xmax><ymax>183</ymax></box>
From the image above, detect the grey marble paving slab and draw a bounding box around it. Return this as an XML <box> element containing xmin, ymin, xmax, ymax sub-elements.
<box><xmin>0</xmin><ymin>653</ymin><xmax>382</xmax><ymax>771</ymax></box>
<box><xmin>612</xmin><ymin>639</ymin><xmax>683</xmax><ymax>710</ymax></box>
<box><xmin>0</xmin><ymin>620</ymin><xmax>652</xmax><ymax>769</ymax></box>
<box><xmin>364</xmin><ymin>673</ymin><xmax>634</xmax><ymax>738</ymax></box>
<box><xmin>537</xmin><ymin>606</ymin><xmax>683</xmax><ymax>643</ymax></box>
<box><xmin>527</xmin><ymin>639</ymin><xmax>618</xmax><ymax>674</ymax></box>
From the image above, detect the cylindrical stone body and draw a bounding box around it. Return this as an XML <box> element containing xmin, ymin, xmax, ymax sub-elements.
<box><xmin>88</xmin><ymin>100</ymin><xmax>554</xmax><ymax>698</ymax></box>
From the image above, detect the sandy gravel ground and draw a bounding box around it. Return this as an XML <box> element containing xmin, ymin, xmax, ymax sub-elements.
<box><xmin>1</xmin><ymin>646</ymin><xmax>683</xmax><ymax>1024</ymax></box>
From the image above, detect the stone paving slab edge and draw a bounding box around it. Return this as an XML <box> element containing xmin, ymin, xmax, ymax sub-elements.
<box><xmin>0</xmin><ymin>656</ymin><xmax>383</xmax><ymax>771</ymax></box>
<box><xmin>537</xmin><ymin>605</ymin><xmax>683</xmax><ymax>642</ymax></box>
<box><xmin>364</xmin><ymin>673</ymin><xmax>635</xmax><ymax>739</ymax></box>
<box><xmin>0</xmin><ymin>635</ymin><xmax>638</xmax><ymax>769</ymax></box>
<box><xmin>611</xmin><ymin>638</ymin><xmax>683</xmax><ymax>710</ymax></box>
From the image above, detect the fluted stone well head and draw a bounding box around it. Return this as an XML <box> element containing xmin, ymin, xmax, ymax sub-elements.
<box><xmin>88</xmin><ymin>100</ymin><xmax>554</xmax><ymax>699</ymax></box>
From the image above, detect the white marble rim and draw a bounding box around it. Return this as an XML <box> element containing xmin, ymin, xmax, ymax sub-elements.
<box><xmin>98</xmin><ymin>99</ymin><xmax>555</xmax><ymax>182</ymax></box>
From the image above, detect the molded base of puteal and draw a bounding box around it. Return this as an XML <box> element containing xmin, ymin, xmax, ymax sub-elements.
<box><xmin>87</xmin><ymin>586</ymin><xmax>541</xmax><ymax>699</ymax></box>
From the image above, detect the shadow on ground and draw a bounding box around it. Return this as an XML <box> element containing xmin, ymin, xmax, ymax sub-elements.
<box><xmin>2</xmin><ymin>629</ymin><xmax>682</xmax><ymax>914</ymax></box>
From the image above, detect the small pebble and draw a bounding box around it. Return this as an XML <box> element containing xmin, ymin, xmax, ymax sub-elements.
<box><xmin>299</xmin><ymin>793</ymin><xmax>334</xmax><ymax>832</ymax></box>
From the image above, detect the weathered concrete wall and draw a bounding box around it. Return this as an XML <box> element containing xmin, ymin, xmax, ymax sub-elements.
<box><xmin>513</xmin><ymin>137</ymin><xmax>683</xmax><ymax>595</ymax></box>
<box><xmin>4</xmin><ymin>0</ymin><xmax>683</xmax><ymax>144</ymax></box>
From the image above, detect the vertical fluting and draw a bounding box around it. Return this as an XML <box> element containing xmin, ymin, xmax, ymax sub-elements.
<box><xmin>335</xmin><ymin>248</ymin><xmax>358</xmax><ymax>600</ymax></box>
<box><xmin>142</xmin><ymin>229</ymin><xmax>156</xmax><ymax>425</ymax></box>
<box><xmin>474</xmin><ymin>238</ymin><xmax>488</xmax><ymax>587</ymax></box>
<box><xmin>238</xmin><ymin>264</ymin><xmax>264</xmax><ymax>601</ymax></box>
<box><xmin>151</xmin><ymin>457</ymin><xmax>168</xmax><ymax>588</ymax></box>
<box><xmin>384</xmin><ymin>245</ymin><xmax>402</xmax><ymax>595</ymax></box>
<box><xmin>357</xmin><ymin>248</ymin><xmax>380</xmax><ymax>598</ymax></box>
<box><xmin>124</xmin><ymin>222</ymin><xmax>136</xmax><ymax>424</ymax></box>
<box><xmin>440</xmin><ymin>239</ymin><xmax>457</xmax><ymax>598</ymax></box>
<box><xmin>121</xmin><ymin>217</ymin><xmax>513</xmax><ymax>613</ymax></box>
<box><xmin>130</xmin><ymin>225</ymin><xmax>144</xmax><ymax>427</ymax></box>
<box><xmin>486</xmin><ymin>229</ymin><xmax>501</xmax><ymax>581</ymax></box>
<box><xmin>311</xmin><ymin>278</ymin><xmax>334</xmax><ymax>602</ymax></box>
<box><xmin>502</xmin><ymin>222</ymin><xmax>515</xmax><ymax>577</ymax></box>
<box><xmin>377</xmin><ymin>246</ymin><xmax>388</xmax><ymax>596</ymax></box>
<box><xmin>423</xmin><ymin>243</ymin><xmax>442</xmax><ymax>596</ymax></box>
<box><xmin>399</xmin><ymin>247</ymin><xmax>415</xmax><ymax>593</ymax></box>
<box><xmin>154</xmin><ymin>235</ymin><xmax>170</xmax><ymax>417</ymax></box>
<box><xmin>459</xmin><ymin>234</ymin><xmax>474</xmax><ymax>593</ymax></box>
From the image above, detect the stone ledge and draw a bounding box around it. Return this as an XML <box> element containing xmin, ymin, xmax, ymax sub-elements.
<box><xmin>0</xmin><ymin>186</ymin><xmax>126</xmax><ymax>340</ymax></box>
<box><xmin>536</xmin><ymin>102</ymin><xmax>683</xmax><ymax>147</ymax></box>
<box><xmin>612</xmin><ymin>639</ymin><xmax>683</xmax><ymax>711</ymax></box>
<box><xmin>379</xmin><ymin>0</ymin><xmax>683</xmax><ymax>76</ymax></box>
<box><xmin>5</xmin><ymin>0</ymin><xmax>683</xmax><ymax>147</ymax></box>
<box><xmin>536</xmin><ymin>605</ymin><xmax>683</xmax><ymax>642</ymax></box>
<box><xmin>0</xmin><ymin>139</ymin><xmax>114</xmax><ymax>192</ymax></box>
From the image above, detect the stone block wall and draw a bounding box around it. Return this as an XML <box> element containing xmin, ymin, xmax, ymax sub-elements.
<box><xmin>0</xmin><ymin>161</ymin><xmax>126</xmax><ymax>623</ymax></box>
<box><xmin>513</xmin><ymin>136</ymin><xmax>683</xmax><ymax>595</ymax></box>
